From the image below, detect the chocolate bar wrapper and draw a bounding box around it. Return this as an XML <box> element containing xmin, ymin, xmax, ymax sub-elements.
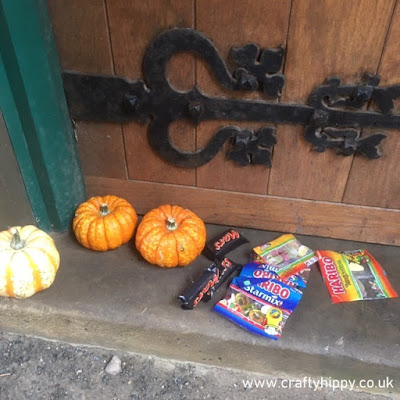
<box><xmin>178</xmin><ymin>258</ymin><xmax>240</xmax><ymax>309</ymax></box>
<box><xmin>202</xmin><ymin>258</ymin><xmax>242</xmax><ymax>302</ymax></box>
<box><xmin>213</xmin><ymin>282</ymin><xmax>293</xmax><ymax>340</ymax></box>
<box><xmin>317</xmin><ymin>249</ymin><xmax>398</xmax><ymax>303</ymax></box>
<box><xmin>179</xmin><ymin>264</ymin><xmax>219</xmax><ymax>309</ymax></box>
<box><xmin>204</xmin><ymin>229</ymin><xmax>249</xmax><ymax>260</ymax></box>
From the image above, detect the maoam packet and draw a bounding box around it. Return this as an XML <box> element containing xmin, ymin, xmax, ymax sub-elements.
<box><xmin>252</xmin><ymin>234</ymin><xmax>317</xmax><ymax>286</ymax></box>
<box><xmin>213</xmin><ymin>276</ymin><xmax>303</xmax><ymax>340</ymax></box>
<box><xmin>317</xmin><ymin>249</ymin><xmax>398</xmax><ymax>303</ymax></box>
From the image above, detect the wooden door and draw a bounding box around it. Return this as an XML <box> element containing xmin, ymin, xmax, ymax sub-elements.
<box><xmin>48</xmin><ymin>0</ymin><xmax>400</xmax><ymax>245</ymax></box>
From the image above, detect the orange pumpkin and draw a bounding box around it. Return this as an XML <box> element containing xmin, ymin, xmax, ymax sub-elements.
<box><xmin>135</xmin><ymin>205</ymin><xmax>206</xmax><ymax>267</ymax></box>
<box><xmin>73</xmin><ymin>195</ymin><xmax>138</xmax><ymax>251</ymax></box>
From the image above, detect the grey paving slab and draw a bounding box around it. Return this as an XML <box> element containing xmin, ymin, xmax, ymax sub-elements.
<box><xmin>0</xmin><ymin>224</ymin><xmax>399</xmax><ymax>389</ymax></box>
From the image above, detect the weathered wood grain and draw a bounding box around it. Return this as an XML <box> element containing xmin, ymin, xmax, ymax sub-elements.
<box><xmin>86</xmin><ymin>176</ymin><xmax>400</xmax><ymax>245</ymax></box>
<box><xmin>343</xmin><ymin>1</ymin><xmax>400</xmax><ymax>209</ymax></box>
<box><xmin>48</xmin><ymin>0</ymin><xmax>127</xmax><ymax>179</ymax></box>
<box><xmin>195</xmin><ymin>0</ymin><xmax>292</xmax><ymax>194</ymax></box>
<box><xmin>268</xmin><ymin>0</ymin><xmax>395</xmax><ymax>201</ymax></box>
<box><xmin>47</xmin><ymin>0</ymin><xmax>113</xmax><ymax>73</ymax></box>
<box><xmin>106</xmin><ymin>0</ymin><xmax>196</xmax><ymax>185</ymax></box>
<box><xmin>49</xmin><ymin>0</ymin><xmax>400</xmax><ymax>242</ymax></box>
<box><xmin>72</xmin><ymin>121</ymin><xmax>127</xmax><ymax>179</ymax></box>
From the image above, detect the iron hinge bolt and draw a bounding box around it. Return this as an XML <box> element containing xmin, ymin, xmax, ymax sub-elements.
<box><xmin>124</xmin><ymin>94</ymin><xmax>138</xmax><ymax>111</ymax></box>
<box><xmin>187</xmin><ymin>101</ymin><xmax>204</xmax><ymax>122</ymax></box>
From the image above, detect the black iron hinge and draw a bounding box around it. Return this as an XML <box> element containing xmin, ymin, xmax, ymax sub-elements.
<box><xmin>62</xmin><ymin>28</ymin><xmax>400</xmax><ymax>168</ymax></box>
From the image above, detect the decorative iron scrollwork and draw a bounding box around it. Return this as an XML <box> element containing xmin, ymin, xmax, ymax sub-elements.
<box><xmin>227</xmin><ymin>126</ymin><xmax>277</xmax><ymax>167</ymax></box>
<box><xmin>62</xmin><ymin>28</ymin><xmax>400</xmax><ymax>168</ymax></box>
<box><xmin>231</xmin><ymin>44</ymin><xmax>285</xmax><ymax>97</ymax></box>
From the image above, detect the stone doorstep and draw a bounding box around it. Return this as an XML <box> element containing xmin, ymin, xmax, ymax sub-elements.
<box><xmin>0</xmin><ymin>224</ymin><xmax>399</xmax><ymax>394</ymax></box>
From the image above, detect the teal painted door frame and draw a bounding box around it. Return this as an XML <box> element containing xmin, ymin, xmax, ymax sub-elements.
<box><xmin>0</xmin><ymin>0</ymin><xmax>86</xmax><ymax>231</ymax></box>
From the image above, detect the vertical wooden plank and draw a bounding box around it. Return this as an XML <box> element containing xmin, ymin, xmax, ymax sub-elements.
<box><xmin>106</xmin><ymin>0</ymin><xmax>196</xmax><ymax>185</ymax></box>
<box><xmin>48</xmin><ymin>0</ymin><xmax>127</xmax><ymax>179</ymax></box>
<box><xmin>196</xmin><ymin>0</ymin><xmax>292</xmax><ymax>194</ymax></box>
<box><xmin>343</xmin><ymin>1</ymin><xmax>400</xmax><ymax>209</ymax></box>
<box><xmin>268</xmin><ymin>0</ymin><xmax>395</xmax><ymax>201</ymax></box>
<box><xmin>72</xmin><ymin>121</ymin><xmax>128</xmax><ymax>179</ymax></box>
<box><xmin>47</xmin><ymin>0</ymin><xmax>113</xmax><ymax>74</ymax></box>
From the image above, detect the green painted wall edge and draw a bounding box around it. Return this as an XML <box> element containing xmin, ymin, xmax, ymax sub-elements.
<box><xmin>0</xmin><ymin>0</ymin><xmax>86</xmax><ymax>231</ymax></box>
<box><xmin>0</xmin><ymin>54</ymin><xmax>50</xmax><ymax>230</ymax></box>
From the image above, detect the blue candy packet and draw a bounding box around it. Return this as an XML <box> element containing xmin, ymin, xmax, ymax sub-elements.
<box><xmin>213</xmin><ymin>282</ymin><xmax>293</xmax><ymax>340</ymax></box>
<box><xmin>233</xmin><ymin>276</ymin><xmax>303</xmax><ymax>311</ymax></box>
<box><xmin>214</xmin><ymin>235</ymin><xmax>316</xmax><ymax>340</ymax></box>
<box><xmin>240</xmin><ymin>261</ymin><xmax>307</xmax><ymax>289</ymax></box>
<box><xmin>241</xmin><ymin>261</ymin><xmax>280</xmax><ymax>276</ymax></box>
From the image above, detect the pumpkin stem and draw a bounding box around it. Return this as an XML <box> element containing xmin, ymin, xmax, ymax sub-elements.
<box><xmin>99</xmin><ymin>203</ymin><xmax>110</xmax><ymax>217</ymax></box>
<box><xmin>10</xmin><ymin>228</ymin><xmax>24</xmax><ymax>250</ymax></box>
<box><xmin>166</xmin><ymin>217</ymin><xmax>178</xmax><ymax>231</ymax></box>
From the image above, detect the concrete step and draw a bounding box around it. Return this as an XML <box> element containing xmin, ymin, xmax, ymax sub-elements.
<box><xmin>0</xmin><ymin>224</ymin><xmax>399</xmax><ymax>396</ymax></box>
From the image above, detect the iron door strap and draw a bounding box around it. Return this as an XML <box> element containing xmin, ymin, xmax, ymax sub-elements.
<box><xmin>62</xmin><ymin>28</ymin><xmax>400</xmax><ymax>168</ymax></box>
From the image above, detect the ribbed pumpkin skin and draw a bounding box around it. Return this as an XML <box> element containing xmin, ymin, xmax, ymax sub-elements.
<box><xmin>73</xmin><ymin>195</ymin><xmax>138</xmax><ymax>251</ymax></box>
<box><xmin>135</xmin><ymin>205</ymin><xmax>206</xmax><ymax>268</ymax></box>
<box><xmin>0</xmin><ymin>225</ymin><xmax>60</xmax><ymax>299</ymax></box>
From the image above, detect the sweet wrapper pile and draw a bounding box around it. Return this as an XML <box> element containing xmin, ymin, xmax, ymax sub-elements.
<box><xmin>179</xmin><ymin>230</ymin><xmax>398</xmax><ymax>341</ymax></box>
<box><xmin>214</xmin><ymin>234</ymin><xmax>317</xmax><ymax>340</ymax></box>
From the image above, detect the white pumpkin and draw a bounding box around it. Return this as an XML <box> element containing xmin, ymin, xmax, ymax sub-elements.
<box><xmin>0</xmin><ymin>225</ymin><xmax>60</xmax><ymax>298</ymax></box>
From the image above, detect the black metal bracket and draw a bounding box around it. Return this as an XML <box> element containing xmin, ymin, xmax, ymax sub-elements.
<box><xmin>62</xmin><ymin>28</ymin><xmax>400</xmax><ymax>168</ymax></box>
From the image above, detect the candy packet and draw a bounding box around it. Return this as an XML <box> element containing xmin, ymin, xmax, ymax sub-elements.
<box><xmin>213</xmin><ymin>278</ymin><xmax>295</xmax><ymax>340</ymax></box>
<box><xmin>241</xmin><ymin>260</ymin><xmax>307</xmax><ymax>289</ymax></box>
<box><xmin>252</xmin><ymin>234</ymin><xmax>317</xmax><ymax>286</ymax></box>
<box><xmin>317</xmin><ymin>249</ymin><xmax>398</xmax><ymax>303</ymax></box>
<box><xmin>234</xmin><ymin>276</ymin><xmax>303</xmax><ymax>311</ymax></box>
<box><xmin>214</xmin><ymin>234</ymin><xmax>316</xmax><ymax>340</ymax></box>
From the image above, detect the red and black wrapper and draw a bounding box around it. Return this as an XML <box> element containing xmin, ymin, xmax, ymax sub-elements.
<box><xmin>202</xmin><ymin>258</ymin><xmax>242</xmax><ymax>302</ymax></box>
<box><xmin>203</xmin><ymin>229</ymin><xmax>249</xmax><ymax>260</ymax></box>
<box><xmin>178</xmin><ymin>258</ymin><xmax>242</xmax><ymax>309</ymax></box>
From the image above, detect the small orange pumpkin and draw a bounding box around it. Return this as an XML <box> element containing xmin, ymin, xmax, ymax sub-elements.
<box><xmin>73</xmin><ymin>195</ymin><xmax>138</xmax><ymax>251</ymax></box>
<box><xmin>135</xmin><ymin>205</ymin><xmax>206</xmax><ymax>267</ymax></box>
